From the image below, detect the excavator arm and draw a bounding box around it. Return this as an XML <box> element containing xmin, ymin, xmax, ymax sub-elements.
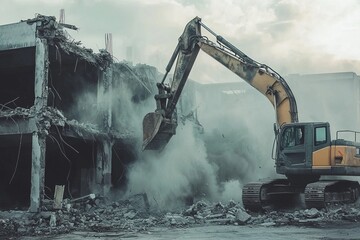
<box><xmin>143</xmin><ymin>17</ymin><xmax>298</xmax><ymax>150</ymax></box>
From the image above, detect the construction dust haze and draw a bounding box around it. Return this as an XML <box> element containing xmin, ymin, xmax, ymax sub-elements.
<box><xmin>109</xmin><ymin>68</ymin><xmax>279</xmax><ymax>209</ymax></box>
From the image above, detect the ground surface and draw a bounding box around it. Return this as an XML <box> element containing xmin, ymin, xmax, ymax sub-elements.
<box><xmin>2</xmin><ymin>195</ymin><xmax>360</xmax><ymax>239</ymax></box>
<box><xmin>21</xmin><ymin>223</ymin><xmax>360</xmax><ymax>240</ymax></box>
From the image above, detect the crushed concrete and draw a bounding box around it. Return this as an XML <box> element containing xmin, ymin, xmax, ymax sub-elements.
<box><xmin>2</xmin><ymin>196</ymin><xmax>360</xmax><ymax>238</ymax></box>
<box><xmin>0</xmin><ymin>106</ymin><xmax>132</xmax><ymax>140</ymax></box>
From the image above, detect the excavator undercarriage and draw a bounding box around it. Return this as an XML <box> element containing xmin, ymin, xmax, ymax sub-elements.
<box><xmin>243</xmin><ymin>179</ymin><xmax>360</xmax><ymax>211</ymax></box>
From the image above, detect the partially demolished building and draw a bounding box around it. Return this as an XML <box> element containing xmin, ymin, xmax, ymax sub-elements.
<box><xmin>0</xmin><ymin>15</ymin><xmax>157</xmax><ymax>212</ymax></box>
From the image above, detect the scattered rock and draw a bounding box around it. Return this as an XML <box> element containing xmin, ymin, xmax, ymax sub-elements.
<box><xmin>304</xmin><ymin>208</ymin><xmax>321</xmax><ymax>218</ymax></box>
<box><xmin>49</xmin><ymin>213</ymin><xmax>56</xmax><ymax>227</ymax></box>
<box><xmin>2</xmin><ymin>197</ymin><xmax>360</xmax><ymax>238</ymax></box>
<box><xmin>235</xmin><ymin>210</ymin><xmax>251</xmax><ymax>224</ymax></box>
<box><xmin>124</xmin><ymin>210</ymin><xmax>137</xmax><ymax>219</ymax></box>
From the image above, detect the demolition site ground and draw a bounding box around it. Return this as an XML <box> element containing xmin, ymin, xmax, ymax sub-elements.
<box><xmin>1</xmin><ymin>194</ymin><xmax>360</xmax><ymax>239</ymax></box>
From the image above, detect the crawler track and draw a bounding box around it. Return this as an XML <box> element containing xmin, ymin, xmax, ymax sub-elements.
<box><xmin>243</xmin><ymin>179</ymin><xmax>360</xmax><ymax>211</ymax></box>
<box><xmin>305</xmin><ymin>180</ymin><xmax>360</xmax><ymax>209</ymax></box>
<box><xmin>242</xmin><ymin>179</ymin><xmax>298</xmax><ymax>211</ymax></box>
<box><xmin>242</xmin><ymin>182</ymin><xmax>264</xmax><ymax>211</ymax></box>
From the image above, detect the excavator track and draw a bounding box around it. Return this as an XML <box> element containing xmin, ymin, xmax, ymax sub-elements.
<box><xmin>243</xmin><ymin>179</ymin><xmax>298</xmax><ymax>211</ymax></box>
<box><xmin>305</xmin><ymin>180</ymin><xmax>360</xmax><ymax>209</ymax></box>
<box><xmin>242</xmin><ymin>182</ymin><xmax>264</xmax><ymax>211</ymax></box>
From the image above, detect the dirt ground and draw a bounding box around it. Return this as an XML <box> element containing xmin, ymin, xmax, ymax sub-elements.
<box><xmin>20</xmin><ymin>222</ymin><xmax>360</xmax><ymax>240</ymax></box>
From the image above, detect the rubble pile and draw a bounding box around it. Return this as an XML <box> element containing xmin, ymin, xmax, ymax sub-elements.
<box><xmin>161</xmin><ymin>200</ymin><xmax>360</xmax><ymax>227</ymax></box>
<box><xmin>1</xmin><ymin>197</ymin><xmax>360</xmax><ymax>237</ymax></box>
<box><xmin>178</xmin><ymin>200</ymin><xmax>251</xmax><ymax>225</ymax></box>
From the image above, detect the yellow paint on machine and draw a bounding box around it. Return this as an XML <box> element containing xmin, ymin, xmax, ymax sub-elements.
<box><xmin>313</xmin><ymin>145</ymin><xmax>360</xmax><ymax>168</ymax></box>
<box><xmin>312</xmin><ymin>146</ymin><xmax>331</xmax><ymax>166</ymax></box>
<box><xmin>332</xmin><ymin>145</ymin><xmax>360</xmax><ymax>166</ymax></box>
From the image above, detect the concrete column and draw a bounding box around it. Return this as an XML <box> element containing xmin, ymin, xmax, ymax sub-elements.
<box><xmin>33</xmin><ymin>38</ymin><xmax>49</xmax><ymax>112</ymax></box>
<box><xmin>94</xmin><ymin>64</ymin><xmax>113</xmax><ymax>195</ymax></box>
<box><xmin>96</xmin><ymin>140</ymin><xmax>113</xmax><ymax>195</ymax></box>
<box><xmin>29</xmin><ymin>38</ymin><xmax>48</xmax><ymax>212</ymax></box>
<box><xmin>97</xmin><ymin>66</ymin><xmax>113</xmax><ymax>130</ymax></box>
<box><xmin>29</xmin><ymin>132</ymin><xmax>46</xmax><ymax>212</ymax></box>
<box><xmin>105</xmin><ymin>66</ymin><xmax>113</xmax><ymax>129</ymax></box>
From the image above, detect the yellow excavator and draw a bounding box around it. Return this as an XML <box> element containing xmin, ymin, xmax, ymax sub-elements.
<box><xmin>143</xmin><ymin>17</ymin><xmax>360</xmax><ymax>210</ymax></box>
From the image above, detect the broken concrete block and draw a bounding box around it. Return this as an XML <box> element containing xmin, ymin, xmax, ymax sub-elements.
<box><xmin>53</xmin><ymin>185</ymin><xmax>65</xmax><ymax>210</ymax></box>
<box><xmin>124</xmin><ymin>210</ymin><xmax>137</xmax><ymax>219</ymax></box>
<box><xmin>49</xmin><ymin>213</ymin><xmax>56</xmax><ymax>227</ymax></box>
<box><xmin>304</xmin><ymin>208</ymin><xmax>321</xmax><ymax>218</ymax></box>
<box><xmin>235</xmin><ymin>210</ymin><xmax>251</xmax><ymax>224</ymax></box>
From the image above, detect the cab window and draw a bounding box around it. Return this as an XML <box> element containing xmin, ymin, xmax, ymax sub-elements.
<box><xmin>281</xmin><ymin>126</ymin><xmax>304</xmax><ymax>148</ymax></box>
<box><xmin>315</xmin><ymin>127</ymin><xmax>327</xmax><ymax>145</ymax></box>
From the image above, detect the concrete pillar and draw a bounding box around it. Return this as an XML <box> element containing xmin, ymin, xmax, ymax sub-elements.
<box><xmin>96</xmin><ymin>140</ymin><xmax>113</xmax><ymax>195</ymax></box>
<box><xmin>29</xmin><ymin>133</ymin><xmax>46</xmax><ymax>212</ymax></box>
<box><xmin>97</xmin><ymin>66</ymin><xmax>113</xmax><ymax>130</ymax></box>
<box><xmin>94</xmin><ymin>64</ymin><xmax>113</xmax><ymax>195</ymax></box>
<box><xmin>106</xmin><ymin>67</ymin><xmax>113</xmax><ymax>129</ymax></box>
<box><xmin>29</xmin><ymin>38</ymin><xmax>48</xmax><ymax>212</ymax></box>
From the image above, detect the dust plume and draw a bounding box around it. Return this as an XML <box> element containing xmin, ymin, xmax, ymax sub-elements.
<box><xmin>109</xmin><ymin>66</ymin><xmax>279</xmax><ymax>209</ymax></box>
<box><xmin>126</xmin><ymin>124</ymin><xmax>219</xmax><ymax>209</ymax></box>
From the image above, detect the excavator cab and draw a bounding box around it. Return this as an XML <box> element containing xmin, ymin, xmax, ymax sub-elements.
<box><xmin>275</xmin><ymin>122</ymin><xmax>331</xmax><ymax>177</ymax></box>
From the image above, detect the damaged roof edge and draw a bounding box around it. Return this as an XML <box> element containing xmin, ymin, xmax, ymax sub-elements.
<box><xmin>28</xmin><ymin>14</ymin><xmax>113</xmax><ymax>69</ymax></box>
<box><xmin>0</xmin><ymin>14</ymin><xmax>112</xmax><ymax>68</ymax></box>
<box><xmin>0</xmin><ymin>21</ymin><xmax>37</xmax><ymax>51</ymax></box>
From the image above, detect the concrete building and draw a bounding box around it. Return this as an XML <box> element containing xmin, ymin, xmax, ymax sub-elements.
<box><xmin>0</xmin><ymin>15</ymin><xmax>157</xmax><ymax>212</ymax></box>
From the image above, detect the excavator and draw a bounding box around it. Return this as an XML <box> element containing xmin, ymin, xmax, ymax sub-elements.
<box><xmin>142</xmin><ymin>17</ymin><xmax>360</xmax><ymax>210</ymax></box>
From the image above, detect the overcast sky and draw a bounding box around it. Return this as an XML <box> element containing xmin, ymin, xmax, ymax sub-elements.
<box><xmin>1</xmin><ymin>0</ymin><xmax>359</xmax><ymax>83</ymax></box>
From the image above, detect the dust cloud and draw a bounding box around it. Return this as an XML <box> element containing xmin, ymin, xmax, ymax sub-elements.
<box><xmin>72</xmin><ymin>64</ymin><xmax>360</xmax><ymax>211</ymax></box>
<box><xmin>110</xmin><ymin>68</ymin><xmax>279</xmax><ymax>210</ymax></box>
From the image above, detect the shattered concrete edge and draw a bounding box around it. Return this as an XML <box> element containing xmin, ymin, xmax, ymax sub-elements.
<box><xmin>24</xmin><ymin>14</ymin><xmax>113</xmax><ymax>70</ymax></box>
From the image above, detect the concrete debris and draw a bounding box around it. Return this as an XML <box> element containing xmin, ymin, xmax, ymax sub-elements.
<box><xmin>303</xmin><ymin>208</ymin><xmax>321</xmax><ymax>218</ymax></box>
<box><xmin>235</xmin><ymin>209</ymin><xmax>251</xmax><ymax>224</ymax></box>
<box><xmin>0</xmin><ymin>106</ymin><xmax>104</xmax><ymax>136</ymax></box>
<box><xmin>2</xmin><ymin>199</ymin><xmax>360</xmax><ymax>237</ymax></box>
<box><xmin>24</xmin><ymin>14</ymin><xmax>112</xmax><ymax>70</ymax></box>
<box><xmin>70</xmin><ymin>193</ymin><xmax>96</xmax><ymax>204</ymax></box>
<box><xmin>49</xmin><ymin>213</ymin><xmax>56</xmax><ymax>227</ymax></box>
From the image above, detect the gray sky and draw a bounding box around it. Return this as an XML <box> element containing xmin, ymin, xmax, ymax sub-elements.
<box><xmin>1</xmin><ymin>0</ymin><xmax>359</xmax><ymax>83</ymax></box>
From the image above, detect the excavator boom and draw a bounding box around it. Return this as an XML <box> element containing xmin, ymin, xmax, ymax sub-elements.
<box><xmin>143</xmin><ymin>17</ymin><xmax>201</xmax><ymax>150</ymax></box>
<box><xmin>143</xmin><ymin>17</ymin><xmax>298</xmax><ymax>150</ymax></box>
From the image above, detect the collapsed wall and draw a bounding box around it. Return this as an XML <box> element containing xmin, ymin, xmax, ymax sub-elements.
<box><xmin>0</xmin><ymin>15</ymin><xmax>158</xmax><ymax>212</ymax></box>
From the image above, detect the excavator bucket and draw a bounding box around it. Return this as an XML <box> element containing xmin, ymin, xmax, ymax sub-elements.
<box><xmin>142</xmin><ymin>112</ymin><xmax>177</xmax><ymax>150</ymax></box>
